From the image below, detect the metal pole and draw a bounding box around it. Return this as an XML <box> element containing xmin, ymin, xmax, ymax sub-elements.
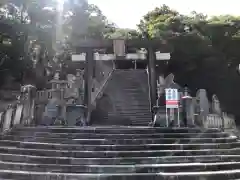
<box><xmin>177</xmin><ymin>107</ymin><xmax>180</xmax><ymax>127</ymax></box>
<box><xmin>192</xmin><ymin>107</ymin><xmax>195</xmax><ymax>126</ymax></box>
<box><xmin>170</xmin><ymin>108</ymin><xmax>174</xmax><ymax>126</ymax></box>
<box><xmin>166</xmin><ymin>108</ymin><xmax>169</xmax><ymax>127</ymax></box>
<box><xmin>221</xmin><ymin>112</ymin><xmax>225</xmax><ymax>131</ymax></box>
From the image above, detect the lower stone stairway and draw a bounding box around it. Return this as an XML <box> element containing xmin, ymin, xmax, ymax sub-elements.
<box><xmin>0</xmin><ymin>126</ymin><xmax>239</xmax><ymax>179</ymax></box>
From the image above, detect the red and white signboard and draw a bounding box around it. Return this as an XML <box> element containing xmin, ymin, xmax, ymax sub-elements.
<box><xmin>165</xmin><ymin>88</ymin><xmax>179</xmax><ymax>108</ymax></box>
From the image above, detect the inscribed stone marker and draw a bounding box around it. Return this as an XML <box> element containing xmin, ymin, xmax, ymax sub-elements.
<box><xmin>3</xmin><ymin>108</ymin><xmax>13</xmax><ymax>131</ymax></box>
<box><xmin>13</xmin><ymin>104</ymin><xmax>23</xmax><ymax>125</ymax></box>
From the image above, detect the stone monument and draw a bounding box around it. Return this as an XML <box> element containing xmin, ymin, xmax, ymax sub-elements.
<box><xmin>212</xmin><ymin>94</ymin><xmax>222</xmax><ymax>115</ymax></box>
<box><xmin>196</xmin><ymin>89</ymin><xmax>210</xmax><ymax>125</ymax></box>
<box><xmin>182</xmin><ymin>87</ymin><xmax>194</xmax><ymax>127</ymax></box>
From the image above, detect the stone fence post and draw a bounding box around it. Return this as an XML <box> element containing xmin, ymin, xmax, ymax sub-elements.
<box><xmin>21</xmin><ymin>85</ymin><xmax>37</xmax><ymax>125</ymax></box>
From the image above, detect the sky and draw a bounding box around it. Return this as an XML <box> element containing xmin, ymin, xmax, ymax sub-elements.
<box><xmin>88</xmin><ymin>0</ymin><xmax>240</xmax><ymax>29</ymax></box>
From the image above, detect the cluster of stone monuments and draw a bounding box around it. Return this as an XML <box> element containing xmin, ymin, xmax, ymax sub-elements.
<box><xmin>0</xmin><ymin>69</ymin><xmax>236</xmax><ymax>132</ymax></box>
<box><xmin>0</xmin><ymin>58</ymin><xmax>116</xmax><ymax>129</ymax></box>
<box><xmin>0</xmin><ymin>49</ymin><xmax>236</xmax><ymax>130</ymax></box>
<box><xmin>154</xmin><ymin>73</ymin><xmax>236</xmax><ymax>129</ymax></box>
<box><xmin>0</xmin><ymin>85</ymin><xmax>36</xmax><ymax>132</ymax></box>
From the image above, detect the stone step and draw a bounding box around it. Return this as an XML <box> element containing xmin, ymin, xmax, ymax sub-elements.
<box><xmin>1</xmin><ymin>153</ymin><xmax>240</xmax><ymax>165</ymax></box>
<box><xmin>116</xmin><ymin>107</ymin><xmax>151</xmax><ymax>110</ymax></box>
<box><xmin>127</xmin><ymin>118</ymin><xmax>152</xmax><ymax>121</ymax></box>
<box><xmin>0</xmin><ymin>169</ymin><xmax>240</xmax><ymax>180</ymax></box>
<box><xmin>1</xmin><ymin>136</ymin><xmax>236</xmax><ymax>145</ymax></box>
<box><xmin>111</xmin><ymin>110</ymin><xmax>152</xmax><ymax>114</ymax></box>
<box><xmin>115</xmin><ymin>92</ymin><xmax>149</xmax><ymax>95</ymax></box>
<box><xmin>112</xmin><ymin>100</ymin><xmax>150</xmax><ymax>104</ymax></box>
<box><xmin>105</xmin><ymin>113</ymin><xmax>152</xmax><ymax>117</ymax></box>
<box><xmin>110</xmin><ymin>101</ymin><xmax>150</xmax><ymax>105</ymax></box>
<box><xmin>111</xmin><ymin>77</ymin><xmax>147</xmax><ymax>80</ymax></box>
<box><xmin>112</xmin><ymin>78</ymin><xmax>148</xmax><ymax>81</ymax></box>
<box><xmin>113</xmin><ymin>76</ymin><xmax>148</xmax><ymax>79</ymax></box>
<box><xmin>106</xmin><ymin>91</ymin><xmax>149</xmax><ymax>95</ymax></box>
<box><xmin>0</xmin><ymin>146</ymin><xmax>239</xmax><ymax>158</ymax></box>
<box><xmin>105</xmin><ymin>115</ymin><xmax>152</xmax><ymax>120</ymax></box>
<box><xmin>130</xmin><ymin>123</ymin><xmax>152</xmax><ymax>126</ymax></box>
<box><xmin>113</xmin><ymin>73</ymin><xmax>148</xmax><ymax>77</ymax></box>
<box><xmin>0</xmin><ymin>140</ymin><xmax>239</xmax><ymax>151</ymax></box>
<box><xmin>112</xmin><ymin>75</ymin><xmax>148</xmax><ymax>78</ymax></box>
<box><xmin>118</xmin><ymin>89</ymin><xmax>149</xmax><ymax>91</ymax></box>
<box><xmin>112</xmin><ymin>110</ymin><xmax>151</xmax><ymax>113</ymax></box>
<box><xmin>113</xmin><ymin>70</ymin><xmax>147</xmax><ymax>73</ymax></box>
<box><xmin>102</xmin><ymin>114</ymin><xmax>151</xmax><ymax>118</ymax></box>
<box><xmin>113</xmin><ymin>105</ymin><xmax>151</xmax><ymax>108</ymax></box>
<box><xmin>107</xmin><ymin>91</ymin><xmax>149</xmax><ymax>94</ymax></box>
<box><xmin>13</xmin><ymin>126</ymin><xmax>222</xmax><ymax>134</ymax></box>
<box><xmin>8</xmin><ymin>132</ymin><xmax>230</xmax><ymax>139</ymax></box>
<box><xmin>113</xmin><ymin>75</ymin><xmax>148</xmax><ymax>78</ymax></box>
<box><xmin>1</xmin><ymin>161</ymin><xmax>240</xmax><ymax>173</ymax></box>
<box><xmin>93</xmin><ymin>121</ymin><xmax>150</xmax><ymax>126</ymax></box>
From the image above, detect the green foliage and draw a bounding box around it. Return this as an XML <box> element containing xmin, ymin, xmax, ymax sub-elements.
<box><xmin>105</xmin><ymin>28</ymin><xmax>140</xmax><ymax>39</ymax></box>
<box><xmin>0</xmin><ymin>0</ymin><xmax>117</xmax><ymax>88</ymax></box>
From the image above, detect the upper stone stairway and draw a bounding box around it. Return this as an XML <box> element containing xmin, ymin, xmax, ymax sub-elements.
<box><xmin>0</xmin><ymin>126</ymin><xmax>239</xmax><ymax>179</ymax></box>
<box><xmin>92</xmin><ymin>69</ymin><xmax>152</xmax><ymax>126</ymax></box>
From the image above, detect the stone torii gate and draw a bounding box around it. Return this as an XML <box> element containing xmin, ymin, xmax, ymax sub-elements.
<box><xmin>71</xmin><ymin>39</ymin><xmax>171</xmax><ymax>118</ymax></box>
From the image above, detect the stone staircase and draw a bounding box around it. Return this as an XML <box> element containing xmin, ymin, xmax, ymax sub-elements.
<box><xmin>0</xmin><ymin>126</ymin><xmax>239</xmax><ymax>179</ymax></box>
<box><xmin>92</xmin><ymin>69</ymin><xmax>152</xmax><ymax>126</ymax></box>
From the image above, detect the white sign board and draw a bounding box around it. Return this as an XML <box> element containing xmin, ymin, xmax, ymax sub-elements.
<box><xmin>165</xmin><ymin>88</ymin><xmax>179</xmax><ymax>108</ymax></box>
<box><xmin>156</xmin><ymin>52</ymin><xmax>171</xmax><ymax>60</ymax></box>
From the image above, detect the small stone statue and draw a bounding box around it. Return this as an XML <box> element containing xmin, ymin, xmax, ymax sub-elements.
<box><xmin>54</xmin><ymin>71</ymin><xmax>60</xmax><ymax>80</ymax></box>
<box><xmin>212</xmin><ymin>94</ymin><xmax>221</xmax><ymax>115</ymax></box>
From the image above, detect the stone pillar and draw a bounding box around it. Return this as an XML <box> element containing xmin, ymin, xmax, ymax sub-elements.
<box><xmin>52</xmin><ymin>71</ymin><xmax>60</xmax><ymax>89</ymax></box>
<box><xmin>2</xmin><ymin>105</ymin><xmax>13</xmax><ymax>131</ymax></box>
<box><xmin>113</xmin><ymin>39</ymin><xmax>126</xmax><ymax>69</ymax></box>
<box><xmin>21</xmin><ymin>84</ymin><xmax>36</xmax><ymax>125</ymax></box>
<box><xmin>182</xmin><ymin>87</ymin><xmax>194</xmax><ymax>127</ymax></box>
<box><xmin>76</xmin><ymin>69</ymin><xmax>84</xmax><ymax>104</ymax></box>
<box><xmin>197</xmin><ymin>89</ymin><xmax>210</xmax><ymax>127</ymax></box>
<box><xmin>147</xmin><ymin>47</ymin><xmax>157</xmax><ymax>110</ymax></box>
<box><xmin>84</xmin><ymin>48</ymin><xmax>94</xmax><ymax>123</ymax></box>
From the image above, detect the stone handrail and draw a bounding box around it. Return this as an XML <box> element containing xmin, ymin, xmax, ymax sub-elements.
<box><xmin>91</xmin><ymin>59</ymin><xmax>115</xmax><ymax>105</ymax></box>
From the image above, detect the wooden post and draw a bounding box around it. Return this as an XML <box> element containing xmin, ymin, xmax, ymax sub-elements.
<box><xmin>147</xmin><ymin>47</ymin><xmax>157</xmax><ymax>110</ymax></box>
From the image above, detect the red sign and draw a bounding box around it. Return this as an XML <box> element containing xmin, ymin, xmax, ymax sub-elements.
<box><xmin>165</xmin><ymin>88</ymin><xmax>179</xmax><ymax>108</ymax></box>
<box><xmin>166</xmin><ymin>100</ymin><xmax>178</xmax><ymax>105</ymax></box>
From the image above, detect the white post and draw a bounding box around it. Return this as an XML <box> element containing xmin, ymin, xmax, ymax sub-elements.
<box><xmin>170</xmin><ymin>108</ymin><xmax>174</xmax><ymax>125</ymax></box>
<box><xmin>177</xmin><ymin>107</ymin><xmax>180</xmax><ymax>127</ymax></box>
<box><xmin>166</xmin><ymin>108</ymin><xmax>169</xmax><ymax>127</ymax></box>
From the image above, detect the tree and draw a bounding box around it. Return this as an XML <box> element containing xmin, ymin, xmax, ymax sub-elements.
<box><xmin>138</xmin><ymin>4</ymin><xmax>240</xmax><ymax>119</ymax></box>
<box><xmin>0</xmin><ymin>0</ymin><xmax>116</xmax><ymax>88</ymax></box>
<box><xmin>105</xmin><ymin>28</ymin><xmax>140</xmax><ymax>39</ymax></box>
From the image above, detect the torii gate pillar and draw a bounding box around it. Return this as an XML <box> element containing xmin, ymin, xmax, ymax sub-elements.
<box><xmin>84</xmin><ymin>48</ymin><xmax>94</xmax><ymax>123</ymax></box>
<box><xmin>147</xmin><ymin>47</ymin><xmax>157</xmax><ymax>110</ymax></box>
